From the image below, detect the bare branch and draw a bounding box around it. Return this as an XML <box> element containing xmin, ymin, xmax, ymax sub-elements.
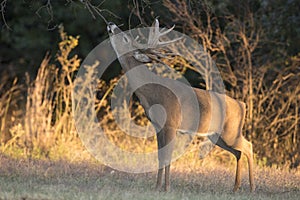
<box><xmin>35</xmin><ymin>0</ymin><xmax>57</xmax><ymax>30</ymax></box>
<box><xmin>79</xmin><ymin>0</ymin><xmax>120</xmax><ymax>24</ymax></box>
<box><xmin>130</xmin><ymin>0</ymin><xmax>147</xmax><ymax>26</ymax></box>
<box><xmin>0</xmin><ymin>0</ymin><xmax>11</xmax><ymax>30</ymax></box>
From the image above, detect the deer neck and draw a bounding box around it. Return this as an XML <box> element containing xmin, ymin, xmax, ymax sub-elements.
<box><xmin>117</xmin><ymin>52</ymin><xmax>154</xmax><ymax>106</ymax></box>
<box><xmin>118</xmin><ymin>52</ymin><xmax>143</xmax><ymax>72</ymax></box>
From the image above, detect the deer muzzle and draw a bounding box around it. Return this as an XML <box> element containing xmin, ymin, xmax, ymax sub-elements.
<box><xmin>107</xmin><ymin>22</ymin><xmax>121</xmax><ymax>35</ymax></box>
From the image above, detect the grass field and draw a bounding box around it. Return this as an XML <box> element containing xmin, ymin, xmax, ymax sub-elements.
<box><xmin>0</xmin><ymin>153</ymin><xmax>299</xmax><ymax>200</ymax></box>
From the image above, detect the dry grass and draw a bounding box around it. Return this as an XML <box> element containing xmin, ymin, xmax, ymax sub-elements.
<box><xmin>0</xmin><ymin>152</ymin><xmax>299</xmax><ymax>200</ymax></box>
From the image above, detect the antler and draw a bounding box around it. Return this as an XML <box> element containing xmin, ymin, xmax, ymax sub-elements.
<box><xmin>132</xmin><ymin>19</ymin><xmax>182</xmax><ymax>50</ymax></box>
<box><xmin>147</xmin><ymin>19</ymin><xmax>182</xmax><ymax>48</ymax></box>
<box><xmin>130</xmin><ymin>19</ymin><xmax>183</xmax><ymax>63</ymax></box>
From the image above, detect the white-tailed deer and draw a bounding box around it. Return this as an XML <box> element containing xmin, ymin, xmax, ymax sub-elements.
<box><xmin>107</xmin><ymin>19</ymin><xmax>255</xmax><ymax>192</ymax></box>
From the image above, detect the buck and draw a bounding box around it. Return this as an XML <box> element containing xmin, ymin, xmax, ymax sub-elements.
<box><xmin>107</xmin><ymin>19</ymin><xmax>255</xmax><ymax>192</ymax></box>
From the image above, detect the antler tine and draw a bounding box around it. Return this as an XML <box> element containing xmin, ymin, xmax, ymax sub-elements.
<box><xmin>159</xmin><ymin>25</ymin><xmax>175</xmax><ymax>37</ymax></box>
<box><xmin>155</xmin><ymin>36</ymin><xmax>184</xmax><ymax>47</ymax></box>
<box><xmin>148</xmin><ymin>19</ymin><xmax>160</xmax><ymax>48</ymax></box>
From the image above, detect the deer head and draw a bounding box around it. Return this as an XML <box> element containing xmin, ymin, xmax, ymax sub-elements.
<box><xmin>107</xmin><ymin>19</ymin><xmax>182</xmax><ymax>64</ymax></box>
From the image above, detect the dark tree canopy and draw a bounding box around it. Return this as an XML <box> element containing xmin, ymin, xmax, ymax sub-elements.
<box><xmin>1</xmin><ymin>0</ymin><xmax>299</xmax><ymax>77</ymax></box>
<box><xmin>0</xmin><ymin>0</ymin><xmax>129</xmax><ymax>77</ymax></box>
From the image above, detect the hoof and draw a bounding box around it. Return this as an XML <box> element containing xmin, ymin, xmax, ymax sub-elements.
<box><xmin>155</xmin><ymin>184</ymin><xmax>162</xmax><ymax>191</ymax></box>
<box><xmin>250</xmin><ymin>185</ymin><xmax>256</xmax><ymax>193</ymax></box>
<box><xmin>164</xmin><ymin>185</ymin><xmax>170</xmax><ymax>192</ymax></box>
<box><xmin>232</xmin><ymin>186</ymin><xmax>240</xmax><ymax>193</ymax></box>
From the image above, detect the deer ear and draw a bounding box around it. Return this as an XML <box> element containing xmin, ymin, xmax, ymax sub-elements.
<box><xmin>152</xmin><ymin>18</ymin><xmax>159</xmax><ymax>28</ymax></box>
<box><xmin>133</xmin><ymin>51</ymin><xmax>151</xmax><ymax>63</ymax></box>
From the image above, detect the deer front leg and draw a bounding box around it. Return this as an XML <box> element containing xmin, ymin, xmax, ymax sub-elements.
<box><xmin>156</xmin><ymin>167</ymin><xmax>163</xmax><ymax>190</ymax></box>
<box><xmin>163</xmin><ymin>128</ymin><xmax>176</xmax><ymax>191</ymax></box>
<box><xmin>156</xmin><ymin>128</ymin><xmax>176</xmax><ymax>191</ymax></box>
<box><xmin>156</xmin><ymin>130</ymin><xmax>165</xmax><ymax>191</ymax></box>
<box><xmin>164</xmin><ymin>164</ymin><xmax>171</xmax><ymax>191</ymax></box>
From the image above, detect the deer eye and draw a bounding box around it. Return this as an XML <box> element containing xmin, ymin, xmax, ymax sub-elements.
<box><xmin>123</xmin><ymin>36</ymin><xmax>129</xmax><ymax>43</ymax></box>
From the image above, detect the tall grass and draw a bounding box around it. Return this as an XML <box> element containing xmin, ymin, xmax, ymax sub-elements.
<box><xmin>0</xmin><ymin>26</ymin><xmax>85</xmax><ymax>160</ymax></box>
<box><xmin>0</xmin><ymin>76</ymin><xmax>22</xmax><ymax>144</ymax></box>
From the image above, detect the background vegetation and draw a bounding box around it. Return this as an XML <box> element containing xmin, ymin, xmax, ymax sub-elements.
<box><xmin>0</xmin><ymin>0</ymin><xmax>299</xmax><ymax>171</ymax></box>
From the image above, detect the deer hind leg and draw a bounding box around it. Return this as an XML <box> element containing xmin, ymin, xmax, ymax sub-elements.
<box><xmin>233</xmin><ymin>151</ymin><xmax>242</xmax><ymax>192</ymax></box>
<box><xmin>209</xmin><ymin>135</ymin><xmax>255</xmax><ymax>192</ymax></box>
<box><xmin>239</xmin><ymin>137</ymin><xmax>255</xmax><ymax>192</ymax></box>
<box><xmin>209</xmin><ymin>135</ymin><xmax>242</xmax><ymax>192</ymax></box>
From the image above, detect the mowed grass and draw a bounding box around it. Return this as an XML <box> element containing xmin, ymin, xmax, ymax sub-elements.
<box><xmin>0</xmin><ymin>153</ymin><xmax>299</xmax><ymax>200</ymax></box>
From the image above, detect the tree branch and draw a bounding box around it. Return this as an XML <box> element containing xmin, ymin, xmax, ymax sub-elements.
<box><xmin>0</xmin><ymin>0</ymin><xmax>11</xmax><ymax>30</ymax></box>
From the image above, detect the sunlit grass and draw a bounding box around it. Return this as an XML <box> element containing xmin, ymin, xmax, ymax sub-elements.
<box><xmin>0</xmin><ymin>153</ymin><xmax>299</xmax><ymax>200</ymax></box>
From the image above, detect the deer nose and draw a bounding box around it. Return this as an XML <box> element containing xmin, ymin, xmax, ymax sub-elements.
<box><xmin>107</xmin><ymin>22</ymin><xmax>117</xmax><ymax>34</ymax></box>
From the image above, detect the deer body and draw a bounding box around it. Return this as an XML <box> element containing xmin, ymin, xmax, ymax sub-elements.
<box><xmin>107</xmin><ymin>20</ymin><xmax>254</xmax><ymax>192</ymax></box>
